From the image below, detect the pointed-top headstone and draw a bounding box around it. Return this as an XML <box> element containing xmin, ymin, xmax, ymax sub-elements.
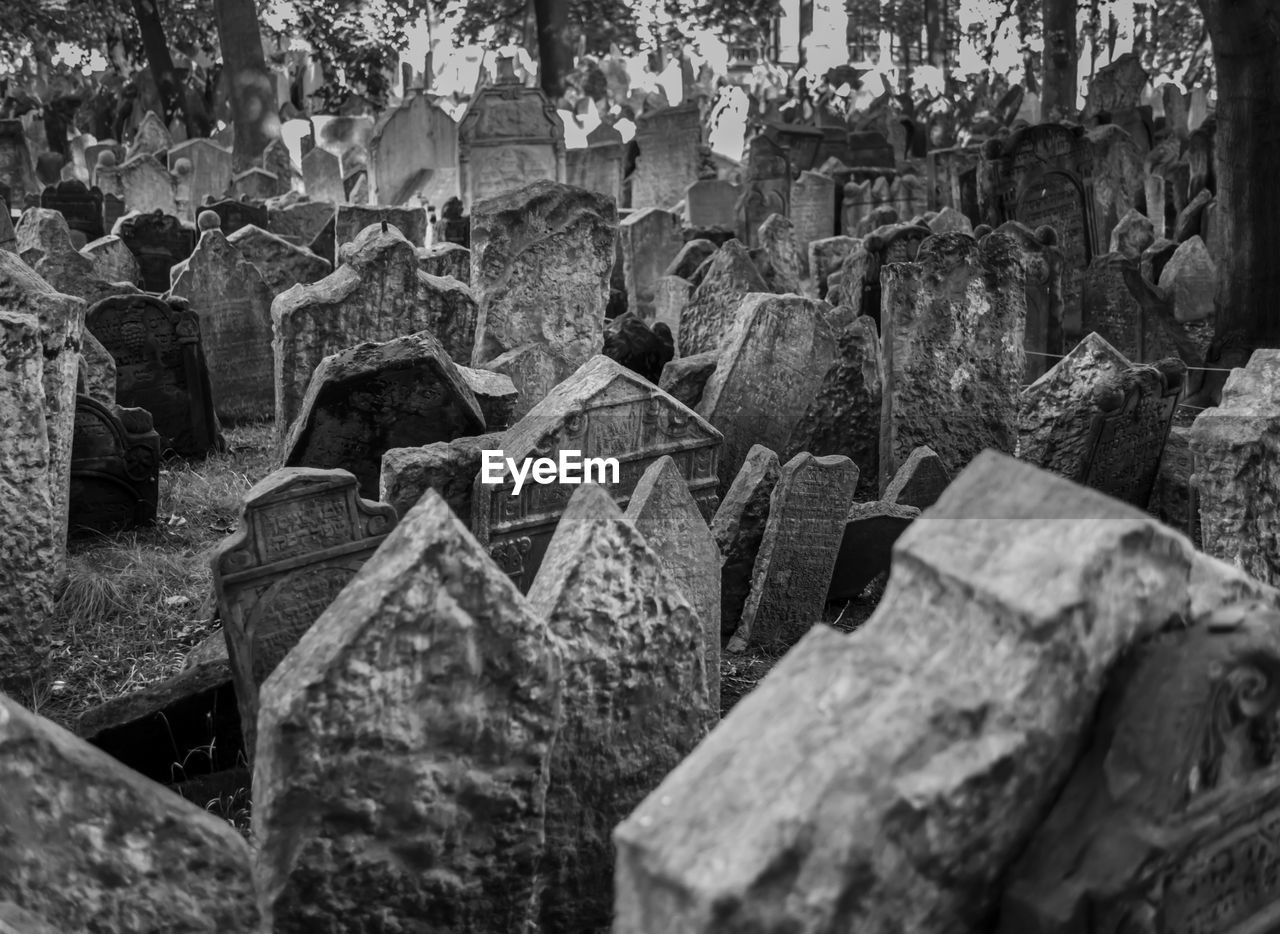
<box><xmin>882</xmin><ymin>444</ymin><xmax>950</xmax><ymax>508</ymax></box>
<box><xmin>125</xmin><ymin>110</ymin><xmax>173</xmax><ymax>161</ymax></box>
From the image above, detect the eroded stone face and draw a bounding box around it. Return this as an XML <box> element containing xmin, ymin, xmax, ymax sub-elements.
<box><xmin>253</xmin><ymin>490</ymin><xmax>561</xmax><ymax>934</ymax></box>
<box><xmin>677</xmin><ymin>240</ymin><xmax>769</xmax><ymax>357</ymax></box>
<box><xmin>0</xmin><ymin>693</ymin><xmax>260</xmax><ymax>933</ymax></box>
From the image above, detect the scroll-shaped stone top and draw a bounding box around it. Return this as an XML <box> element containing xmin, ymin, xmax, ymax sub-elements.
<box><xmin>470</xmin><ymin>179</ymin><xmax>617</xmax><ymax>256</ymax></box>
<box><xmin>1000</xmin><ymin>600</ymin><xmax>1280</xmax><ymax>933</ymax></box>
<box><xmin>1189</xmin><ymin>349</ymin><xmax>1280</xmax><ymax>449</ymax></box>
<box><xmin>495</xmin><ymin>354</ymin><xmax>722</xmax><ymax>478</ymax></box>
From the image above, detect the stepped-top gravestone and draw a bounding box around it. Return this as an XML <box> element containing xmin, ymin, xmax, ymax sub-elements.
<box><xmin>457</xmin><ymin>57</ymin><xmax>566</xmax><ymax>212</ymax></box>
<box><xmin>85</xmin><ymin>293</ymin><xmax>221</xmax><ymax>457</ymax></box>
<box><xmin>630</xmin><ymin>103</ymin><xmax>703</xmax><ymax>210</ymax></box>
<box><xmin>252</xmin><ymin>491</ymin><xmax>559</xmax><ymax>933</ymax></box>
<box><xmin>211</xmin><ymin>467</ymin><xmax>396</xmax><ymax>757</ymax></box>
<box><xmin>474</xmin><ymin>355</ymin><xmax>722</xmax><ymax>592</ymax></box>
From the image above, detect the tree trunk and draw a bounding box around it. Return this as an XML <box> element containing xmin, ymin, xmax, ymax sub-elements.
<box><xmin>128</xmin><ymin>0</ymin><xmax>187</xmax><ymax>129</ymax></box>
<box><xmin>1198</xmin><ymin>0</ymin><xmax>1280</xmax><ymax>344</ymax></box>
<box><xmin>925</xmin><ymin>0</ymin><xmax>947</xmax><ymax>69</ymax></box>
<box><xmin>1041</xmin><ymin>0</ymin><xmax>1077</xmax><ymax>120</ymax></box>
<box><xmin>213</xmin><ymin>0</ymin><xmax>281</xmax><ymax>171</ymax></box>
<box><xmin>533</xmin><ymin>0</ymin><xmax>571</xmax><ymax>102</ymax></box>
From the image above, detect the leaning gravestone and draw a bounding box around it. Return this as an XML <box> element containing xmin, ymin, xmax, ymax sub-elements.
<box><xmin>711</xmin><ymin>444</ymin><xmax>781</xmax><ymax>642</ymax></box>
<box><xmin>68</xmin><ymin>396</ymin><xmax>160</xmax><ymax>535</ymax></box>
<box><xmin>625</xmin><ymin>455</ymin><xmax>722</xmax><ymax>708</ymax></box>
<box><xmin>457</xmin><ymin>56</ymin><xmax>566</xmax><ymax>212</ymax></box>
<box><xmin>630</xmin><ymin>103</ymin><xmax>703</xmax><ymax>210</ymax></box>
<box><xmin>473</xmin><ymin>354</ymin><xmax>722</xmax><ymax>592</ymax></box>
<box><xmin>226</xmin><ymin>223</ymin><xmax>331</xmax><ymax>297</ymax></box>
<box><xmin>211</xmin><ymin>466</ymin><xmax>396</xmax><ymax>758</ymax></box>
<box><xmin>530</xmin><ymin>483</ymin><xmax>715</xmax><ymax>933</ymax></box>
<box><xmin>612</xmin><ymin>450</ymin><xmax>1273</xmax><ymax>934</ymax></box>
<box><xmin>880</xmin><ymin>231</ymin><xmax>1027</xmax><ymax>481</ymax></box>
<box><xmin>80</xmin><ymin>234</ymin><xmax>141</xmax><ymax>286</ymax></box>
<box><xmin>470</xmin><ymin>180</ymin><xmax>615</xmax><ymax>407</ymax></box>
<box><xmin>0</xmin><ymin>694</ymin><xmax>260</xmax><ymax>932</ymax></box>
<box><xmin>697</xmin><ymin>293</ymin><xmax>838</xmax><ymax>491</ymax></box>
<box><xmin>114</xmin><ymin>210</ymin><xmax>196</xmax><ymax>293</ymax></box>
<box><xmin>85</xmin><ymin>293</ymin><xmax>221</xmax><ymax>457</ymax></box>
<box><xmin>826</xmin><ymin>500</ymin><xmax>920</xmax><ymax>602</ymax></box>
<box><xmin>725</xmin><ymin>452</ymin><xmax>859</xmax><ymax>653</ymax></box>
<box><xmin>168</xmin><ymin>217</ymin><xmax>275</xmax><ymax>423</ymax></box>
<box><xmin>230</xmin><ymin>167</ymin><xmax>279</xmax><ymax>202</ymax></box>
<box><xmin>252</xmin><ymin>490</ymin><xmax>559</xmax><ymax>933</ymax></box>
<box><xmin>280</xmin><ymin>331</ymin><xmax>486</xmax><ymax>499</ymax></box>
<box><xmin>124</xmin><ymin>110</ymin><xmax>172</xmax><ymax>161</ymax></box>
<box><xmin>678</xmin><ymin>239</ymin><xmax>770</xmax><ymax>356</ymax></box>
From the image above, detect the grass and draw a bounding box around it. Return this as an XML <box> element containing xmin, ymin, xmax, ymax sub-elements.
<box><xmin>15</xmin><ymin>422</ymin><xmax>276</xmax><ymax>731</ymax></box>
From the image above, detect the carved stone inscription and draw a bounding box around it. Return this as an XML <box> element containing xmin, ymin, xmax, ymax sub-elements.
<box><xmin>211</xmin><ymin>467</ymin><xmax>397</xmax><ymax>756</ymax></box>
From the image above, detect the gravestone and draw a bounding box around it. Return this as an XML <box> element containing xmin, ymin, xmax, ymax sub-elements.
<box><xmin>68</xmin><ymin>396</ymin><xmax>159</xmax><ymax>535</ymax></box>
<box><xmin>15</xmin><ymin>207</ymin><xmax>103</xmax><ymax>300</ymax></box>
<box><xmin>473</xmin><ymin>354</ymin><xmax>722</xmax><ymax>592</ymax></box>
<box><xmin>211</xmin><ymin>467</ymin><xmax>396</xmax><ymax>757</ymax></box>
<box><xmin>0</xmin><ymin>119</ymin><xmax>39</xmax><ymax>209</ymax></box>
<box><xmin>102</xmin><ymin>191</ymin><xmax>126</xmax><ymax>231</ymax></box>
<box><xmin>80</xmin><ymin>234</ymin><xmax>140</xmax><ymax>286</ymax></box>
<box><xmin>737</xmin><ymin>135</ymin><xmax>791</xmax><ymax>248</ymax></box>
<box><xmin>39</xmin><ymin>179</ymin><xmax>104</xmax><ymax>245</ymax></box>
<box><xmin>124</xmin><ymin>110</ymin><xmax>172</xmax><ymax>161</ymax></box>
<box><xmin>530</xmin><ymin>484</ymin><xmax>715</xmax><ymax>932</ymax></box>
<box><xmin>880</xmin><ymin>231</ymin><xmax>1027</xmax><ymax>481</ymax></box>
<box><xmin>226</xmin><ymin>223</ymin><xmax>331</xmax><ymax>297</ymax></box>
<box><xmin>167</xmin><ymin>139</ymin><xmax>233</xmax><ymax>217</ymax></box>
<box><xmin>230</xmin><ymin>167</ymin><xmax>278</xmax><ymax>202</ymax></box>
<box><xmin>470</xmin><ymin>180</ymin><xmax>615</xmax><ymax>407</ymax></box>
<box><xmin>266</xmin><ymin>198</ymin><xmax>335</xmax><ymax>245</ymax></box>
<box><xmin>686</xmin><ymin>178</ymin><xmax>741</xmax><ymax>230</ymax></box>
<box><xmin>281</xmin><ymin>331</ymin><xmax>485</xmax><ymax>499</ymax></box>
<box><xmin>926</xmin><ymin>144</ymin><xmax>982</xmax><ymax>223</ymax></box>
<box><xmin>259</xmin><ymin>139</ymin><xmax>296</xmax><ymax>197</ymax></box>
<box><xmin>1159</xmin><ymin>235</ymin><xmax>1218</xmax><ymax>324</ymax></box>
<box><xmin>117</xmin><ymin>154</ymin><xmax>178</xmax><ymax>216</ymax></box>
<box><xmin>882</xmin><ymin>444</ymin><xmax>950</xmax><ymax>509</ymax></box>
<box><xmin>678</xmin><ymin>239</ymin><xmax>770</xmax><ymax>356</ymax></box>
<box><xmin>621</xmin><ymin>207</ymin><xmax>684</xmax><ymax>322</ymax></box>
<box><xmin>378</xmin><ymin>431</ymin><xmax>504</xmax><ymax>521</ymax></box>
<box><xmin>204</xmin><ymin>196</ymin><xmax>268</xmax><ymax>236</ymax></box>
<box><xmin>457</xmin><ymin>57</ymin><xmax>566</xmax><ymax>212</ymax></box>
<box><xmin>417</xmin><ymin>241</ymin><xmax>469</xmax><ymax>283</ymax></box>
<box><xmin>613</xmin><ymin>450</ymin><xmax>1271</xmax><ymax>934</ymax></box>
<box><xmin>1086</xmin><ymin>124</ymin><xmax>1145</xmax><ymax>251</ymax></box>
<box><xmin>84</xmin><ymin>293</ymin><xmax>221</xmax><ymax>457</ymax></box>
<box><xmin>697</xmin><ymin>293</ymin><xmax>838</xmax><ymax>490</ymax></box>
<box><xmin>0</xmin><ymin>694</ymin><xmax>259</xmax><ymax>932</ymax></box>
<box><xmin>565</xmin><ymin>120</ymin><xmax>624</xmax><ymax>205</ymax></box>
<box><xmin>333</xmin><ymin>204</ymin><xmax>428</xmax><ymax>249</ymax></box>
<box><xmin>786</xmin><ymin>310</ymin><xmax>882</xmax><ymax>499</ymax></box>
<box><xmin>756</xmin><ymin>213</ymin><xmax>802</xmax><ymax>293</ymax></box>
<box><xmin>1110</xmin><ymin>206</ymin><xmax>1154</xmax><ymax>260</ymax></box>
<box><xmin>624</xmin><ymin>455</ymin><xmax>722</xmax><ymax>707</ymax></box>
<box><xmin>929</xmin><ymin>205</ymin><xmax>973</xmax><ymax>235</ymax></box>
<box><xmin>252</xmin><ymin>490</ymin><xmax>559</xmax><ymax>933</ymax></box>
<box><xmin>168</xmin><ymin>221</ymin><xmax>275</xmax><ymax>423</ymax></box>
<box><xmin>826</xmin><ymin>500</ymin><xmax>920</xmax><ymax>602</ymax></box>
<box><xmin>368</xmin><ymin>90</ymin><xmax>459</xmax><ymax>207</ymax></box>
<box><xmin>831</xmin><ymin>222</ymin><xmax>931</xmax><ymax>324</ymax></box>
<box><xmin>790</xmin><ymin>171</ymin><xmax>838</xmax><ymax>274</ymax></box>
<box><xmin>711</xmin><ymin>444</ymin><xmax>781</xmax><ymax>642</ymax></box>
<box><xmin>1080</xmin><ymin>252</ymin><xmax>1149</xmax><ymax>361</ymax></box>
<box><xmin>726</xmin><ymin>452</ymin><xmax>859</xmax><ymax>653</ymax></box>
<box><xmin>996</xmin><ymin>221</ymin><xmax>1066</xmax><ymax>382</ymax></box>
<box><xmin>809</xmin><ymin>235</ymin><xmax>859</xmax><ymax>301</ymax></box>
<box><xmin>300</xmin><ymin>146</ymin><xmax>344</xmax><ymax>204</ymax></box>
<box><xmin>1190</xmin><ymin>351</ymin><xmax>1280</xmax><ymax>589</ymax></box>
<box><xmin>115</xmin><ymin>209</ymin><xmax>196</xmax><ymax>293</ymax></box>
<box><xmin>630</xmin><ymin>103</ymin><xmax>702</xmax><ymax>210</ymax></box>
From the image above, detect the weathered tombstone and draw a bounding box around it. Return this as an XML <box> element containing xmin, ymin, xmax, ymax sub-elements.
<box><xmin>995</xmin><ymin>220</ymin><xmax>1067</xmax><ymax>382</ymax></box>
<box><xmin>457</xmin><ymin>57</ymin><xmax>566</xmax><ymax>212</ymax></box>
<box><xmin>926</xmin><ymin>144</ymin><xmax>983</xmax><ymax>223</ymax></box>
<box><xmin>565</xmin><ymin>120</ymin><xmax>624</xmax><ymax>205</ymax></box>
<box><xmin>737</xmin><ymin>135</ymin><xmax>791</xmax><ymax>248</ymax></box>
<box><xmin>1190</xmin><ymin>350</ymin><xmax>1280</xmax><ymax>589</ymax></box>
<box><xmin>117</xmin><ymin>153</ymin><xmax>178</xmax><ymax>216</ymax></box>
<box><xmin>80</xmin><ymin>234</ymin><xmax>140</xmax><ymax>285</ymax></box>
<box><xmin>630</xmin><ymin>103</ymin><xmax>703</xmax><ymax>210</ymax></box>
<box><xmin>726</xmin><ymin>452</ymin><xmax>858</xmax><ymax>654</ymax></box>
<box><xmin>1087</xmin><ymin>124</ymin><xmax>1146</xmax><ymax>250</ymax></box>
<box><xmin>300</xmin><ymin>146</ymin><xmax>344</xmax><ymax>204</ymax></box>
<box><xmin>621</xmin><ymin>207</ymin><xmax>684</xmax><ymax>322</ymax></box>
<box><xmin>756</xmin><ymin>213</ymin><xmax>802</xmax><ymax>293</ymax></box>
<box><xmin>624</xmin><ymin>455</ymin><xmax>722</xmax><ymax>707</ymax></box>
<box><xmin>470</xmin><ymin>180</ymin><xmax>614</xmax><ymax>407</ymax></box>
<box><xmin>85</xmin><ymin>293</ymin><xmax>221</xmax><ymax>457</ymax></box>
<box><xmin>473</xmin><ymin>354</ymin><xmax>722</xmax><ymax>592</ymax></box>
<box><xmin>378</xmin><ymin>431</ymin><xmax>503</xmax><ymax>521</ymax></box>
<box><xmin>265</xmin><ymin>198</ymin><xmax>334</xmax><ymax>245</ymax></box>
<box><xmin>882</xmin><ymin>443</ymin><xmax>950</xmax><ymax>509</ymax></box>
<box><xmin>929</xmin><ymin>205</ymin><xmax>974</xmax><ymax>235</ymax></box>
<box><xmin>229</xmin><ymin>167</ymin><xmax>278</xmax><ymax>202</ymax></box>
<box><xmin>39</xmin><ymin>178</ymin><xmax>104</xmax><ymax>245</ymax></box>
<box><xmin>204</xmin><ymin>196</ymin><xmax>268</xmax><ymax>236</ymax></box>
<box><xmin>417</xmin><ymin>241</ymin><xmax>469</xmax><ymax>283</ymax></box>
<box><xmin>281</xmin><ymin>332</ymin><xmax>485</xmax><ymax>499</ymax></box>
<box><xmin>114</xmin><ymin>209</ymin><xmax>196</xmax><ymax>293</ymax></box>
<box><xmin>0</xmin><ymin>693</ymin><xmax>260</xmax><ymax>932</ymax></box>
<box><xmin>167</xmin><ymin>139</ymin><xmax>233</xmax><ymax>217</ymax></box>
<box><xmin>1082</xmin><ymin>52</ymin><xmax>1149</xmax><ymax>123</ymax></box>
<box><xmin>697</xmin><ymin>293</ymin><xmax>838</xmax><ymax>490</ymax></box>
<box><xmin>1158</xmin><ymin>234</ymin><xmax>1218</xmax><ymax>324</ymax></box>
<box><xmin>678</xmin><ymin>239</ymin><xmax>770</xmax><ymax>356</ymax></box>
<box><xmin>333</xmin><ymin>203</ymin><xmax>428</xmax><ymax>249</ymax></box>
<box><xmin>530</xmin><ymin>483</ymin><xmax>715</xmax><ymax>932</ymax></box>
<box><xmin>0</xmin><ymin>120</ymin><xmax>39</xmax><ymax>209</ymax></box>
<box><xmin>808</xmin><ymin>235</ymin><xmax>859</xmax><ymax>301</ymax></box>
<box><xmin>168</xmin><ymin>218</ymin><xmax>274</xmax><ymax>423</ymax></box>
<box><xmin>831</xmin><ymin>221</ymin><xmax>931</xmax><ymax>324</ymax></box>
<box><xmin>880</xmin><ymin>231</ymin><xmax>1027</xmax><ymax>481</ymax></box>
<box><xmin>253</xmin><ymin>490</ymin><xmax>560</xmax><ymax>933</ymax></box>
<box><xmin>124</xmin><ymin>110</ymin><xmax>172</xmax><ymax>161</ymax></box>
<box><xmin>613</xmin><ymin>450</ymin><xmax>1273</xmax><ymax>934</ymax></box>
<box><xmin>68</xmin><ymin>396</ymin><xmax>159</xmax><ymax>535</ymax></box>
<box><xmin>686</xmin><ymin>178</ymin><xmax>742</xmax><ymax>230</ymax></box>
<box><xmin>15</xmin><ymin>207</ymin><xmax>103</xmax><ymax>300</ymax></box>
<box><xmin>211</xmin><ymin>466</ymin><xmax>396</xmax><ymax>757</ymax></box>
<box><xmin>1110</xmin><ymin>205</ymin><xmax>1154</xmax><ymax>260</ymax></box>
<box><xmin>259</xmin><ymin>139</ymin><xmax>296</xmax><ymax>197</ymax></box>
<box><xmin>785</xmin><ymin>309</ymin><xmax>882</xmax><ymax>499</ymax></box>
<box><xmin>783</xmin><ymin>171</ymin><xmax>836</xmax><ymax>275</ymax></box>
<box><xmin>826</xmin><ymin>500</ymin><xmax>920</xmax><ymax>602</ymax></box>
<box><xmin>368</xmin><ymin>91</ymin><xmax>459</xmax><ymax>207</ymax></box>
<box><xmin>711</xmin><ymin>444</ymin><xmax>781</xmax><ymax>641</ymax></box>
<box><xmin>226</xmin><ymin>222</ymin><xmax>331</xmax><ymax>297</ymax></box>
<box><xmin>272</xmin><ymin>221</ymin><xmax>474</xmax><ymax>435</ymax></box>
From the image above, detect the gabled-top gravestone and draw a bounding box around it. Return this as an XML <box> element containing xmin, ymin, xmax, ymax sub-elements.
<box><xmin>301</xmin><ymin>146</ymin><xmax>344</xmax><ymax>204</ymax></box>
<box><xmin>630</xmin><ymin>103</ymin><xmax>703</xmax><ymax>210</ymax></box>
<box><xmin>39</xmin><ymin>179</ymin><xmax>104</xmax><ymax>246</ymax></box>
<box><xmin>167</xmin><ymin>139</ymin><xmax>232</xmax><ymax>218</ymax></box>
<box><xmin>368</xmin><ymin>90</ymin><xmax>459</xmax><ymax>206</ymax></box>
<box><xmin>212</xmin><ymin>466</ymin><xmax>397</xmax><ymax>757</ymax></box>
<box><xmin>85</xmin><ymin>293</ymin><xmax>221</xmax><ymax>457</ymax></box>
<box><xmin>457</xmin><ymin>57</ymin><xmax>566</xmax><ymax>212</ymax></box>
<box><xmin>565</xmin><ymin>120</ymin><xmax>624</xmax><ymax>205</ymax></box>
<box><xmin>252</xmin><ymin>490</ymin><xmax>559</xmax><ymax>934</ymax></box>
<box><xmin>474</xmin><ymin>354</ymin><xmax>722</xmax><ymax>592</ymax></box>
<box><xmin>125</xmin><ymin>110</ymin><xmax>172</xmax><ymax>161</ymax></box>
<box><xmin>114</xmin><ymin>209</ymin><xmax>196</xmax><ymax>293</ymax></box>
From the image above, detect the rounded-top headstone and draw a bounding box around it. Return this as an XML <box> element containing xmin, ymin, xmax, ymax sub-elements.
<box><xmin>197</xmin><ymin>210</ymin><xmax>221</xmax><ymax>231</ymax></box>
<box><xmin>97</xmin><ymin>151</ymin><xmax>117</xmax><ymax>168</ymax></box>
